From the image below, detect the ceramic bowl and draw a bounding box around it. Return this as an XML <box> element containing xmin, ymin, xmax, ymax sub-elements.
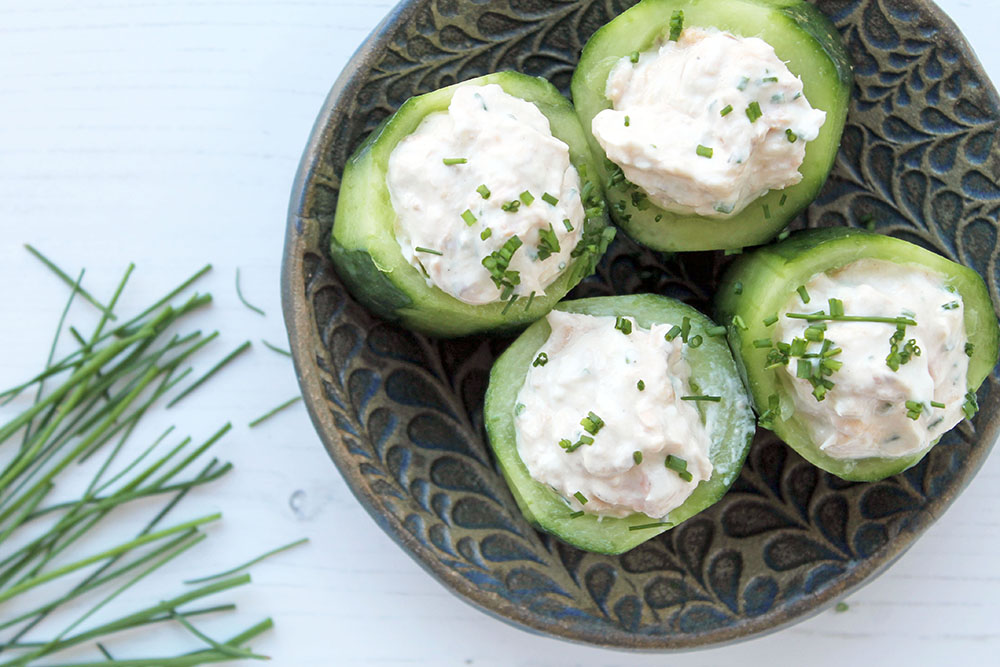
<box><xmin>282</xmin><ymin>0</ymin><xmax>1000</xmax><ymax>649</ymax></box>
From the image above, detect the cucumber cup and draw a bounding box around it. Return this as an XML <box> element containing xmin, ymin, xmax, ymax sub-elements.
<box><xmin>571</xmin><ymin>0</ymin><xmax>853</xmax><ymax>252</ymax></box>
<box><xmin>484</xmin><ymin>295</ymin><xmax>755</xmax><ymax>554</ymax></box>
<box><xmin>717</xmin><ymin>228</ymin><xmax>1000</xmax><ymax>481</ymax></box>
<box><xmin>331</xmin><ymin>72</ymin><xmax>614</xmax><ymax>338</ymax></box>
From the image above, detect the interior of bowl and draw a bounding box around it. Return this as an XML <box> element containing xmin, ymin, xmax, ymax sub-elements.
<box><xmin>281</xmin><ymin>0</ymin><xmax>1000</xmax><ymax>650</ymax></box>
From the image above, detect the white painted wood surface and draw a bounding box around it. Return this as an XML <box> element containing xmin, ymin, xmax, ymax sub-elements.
<box><xmin>1</xmin><ymin>1</ymin><xmax>999</xmax><ymax>664</ymax></box>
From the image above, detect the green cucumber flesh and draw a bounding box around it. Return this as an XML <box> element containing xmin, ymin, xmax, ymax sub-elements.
<box><xmin>571</xmin><ymin>0</ymin><xmax>853</xmax><ymax>252</ymax></box>
<box><xmin>716</xmin><ymin>227</ymin><xmax>1000</xmax><ymax>481</ymax></box>
<box><xmin>331</xmin><ymin>71</ymin><xmax>612</xmax><ymax>337</ymax></box>
<box><xmin>484</xmin><ymin>294</ymin><xmax>755</xmax><ymax>554</ymax></box>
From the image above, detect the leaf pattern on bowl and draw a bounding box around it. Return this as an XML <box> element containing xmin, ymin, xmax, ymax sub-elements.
<box><xmin>283</xmin><ymin>0</ymin><xmax>1000</xmax><ymax>649</ymax></box>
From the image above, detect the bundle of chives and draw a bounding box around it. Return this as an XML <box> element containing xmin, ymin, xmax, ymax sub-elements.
<box><xmin>0</xmin><ymin>248</ymin><xmax>304</xmax><ymax>665</ymax></box>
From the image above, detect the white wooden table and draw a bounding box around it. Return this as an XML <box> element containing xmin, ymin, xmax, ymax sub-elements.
<box><xmin>1</xmin><ymin>1</ymin><xmax>998</xmax><ymax>664</ymax></box>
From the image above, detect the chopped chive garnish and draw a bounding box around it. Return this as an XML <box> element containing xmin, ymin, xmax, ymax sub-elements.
<box><xmin>737</xmin><ymin>76</ymin><xmax>750</xmax><ymax>91</ymax></box>
<box><xmin>681</xmin><ymin>395</ymin><xmax>721</xmax><ymax>402</ymax></box>
<box><xmin>796</xmin><ymin>285</ymin><xmax>810</xmax><ymax>303</ymax></box>
<box><xmin>763</xmin><ymin>314</ymin><xmax>779</xmax><ymax>327</ymax></box>
<box><xmin>966</xmin><ymin>342</ymin><xmax>975</xmax><ymax>357</ymax></box>
<box><xmin>696</xmin><ymin>145</ymin><xmax>714</xmax><ymax>159</ymax></box>
<box><xmin>720</xmin><ymin>104</ymin><xmax>734</xmax><ymax>117</ymax></box>
<box><xmin>707</xmin><ymin>326</ymin><xmax>727</xmax><ymax>337</ymax></box>
<box><xmin>963</xmin><ymin>390</ymin><xmax>979</xmax><ymax>419</ymax></box>
<box><xmin>573</xmin><ymin>491</ymin><xmax>588</xmax><ymax>504</ymax></box>
<box><xmin>501</xmin><ymin>295</ymin><xmax>517</xmax><ymax>315</ymax></box>
<box><xmin>931</xmin><ymin>400</ymin><xmax>946</xmax><ymax>409</ymax></box>
<box><xmin>477</xmin><ymin>184</ymin><xmax>491</xmax><ymax>199</ymax></box>
<box><xmin>630</xmin><ymin>51</ymin><xmax>640</xmax><ymax>63</ymax></box>
<box><xmin>536</xmin><ymin>223</ymin><xmax>561</xmax><ymax>261</ymax></box>
<box><xmin>249</xmin><ymin>395</ymin><xmax>303</xmax><ymax>428</ymax></box>
<box><xmin>561</xmin><ymin>434</ymin><xmax>596</xmax><ymax>452</ymax></box>
<box><xmin>629</xmin><ymin>522</ymin><xmax>672</xmax><ymax>531</ymax></box>
<box><xmin>563</xmin><ymin>218</ymin><xmax>574</xmax><ymax>232</ymax></box>
<box><xmin>763</xmin><ymin>75</ymin><xmax>779</xmax><ymax>83</ymax></box>
<box><xmin>689</xmin><ymin>335</ymin><xmax>703</xmax><ymax>348</ymax></box>
<box><xmin>763</xmin><ymin>204</ymin><xmax>771</xmax><ymax>219</ymax></box>
<box><xmin>942</xmin><ymin>301</ymin><xmax>960</xmax><ymax>310</ymax></box>
<box><xmin>746</xmin><ymin>101</ymin><xmax>763</xmax><ymax>123</ymax></box>
<box><xmin>804</xmin><ymin>325</ymin><xmax>826</xmax><ymax>342</ymax></box>
<box><xmin>615</xmin><ymin>316</ymin><xmax>633</xmax><ymax>335</ymax></box>
<box><xmin>415</xmin><ymin>247</ymin><xmax>443</xmax><ymax>256</ymax></box>
<box><xmin>580</xmin><ymin>411</ymin><xmax>605</xmax><ymax>435</ymax></box>
<box><xmin>637</xmin><ymin>380</ymin><xmax>646</xmax><ymax>391</ymax></box>
<box><xmin>758</xmin><ymin>393</ymin><xmax>781</xmax><ymax>429</ymax></box>
<box><xmin>665</xmin><ymin>325</ymin><xmax>682</xmax><ymax>341</ymax></box>
<box><xmin>480</xmin><ymin>227</ymin><xmax>492</xmax><ymax>241</ymax></box>
<box><xmin>483</xmin><ymin>235</ymin><xmax>523</xmax><ymax>293</ymax></box>
<box><xmin>633</xmin><ymin>451</ymin><xmax>643</xmax><ymax>465</ymax></box>
<box><xmin>905</xmin><ymin>400</ymin><xmax>924</xmax><ymax>420</ymax></box>
<box><xmin>461</xmin><ymin>209</ymin><xmax>477</xmax><ymax>226</ymax></box>
<box><xmin>780</xmin><ymin>193</ymin><xmax>788</xmax><ymax>206</ymax></box>
<box><xmin>787</xmin><ymin>313</ymin><xmax>917</xmax><ymax>326</ymax></box>
<box><xmin>829</xmin><ymin>298</ymin><xmax>845</xmax><ymax>317</ymax></box>
<box><xmin>796</xmin><ymin>359</ymin><xmax>813</xmax><ymax>379</ymax></box>
<box><xmin>754</xmin><ymin>338</ymin><xmax>773</xmax><ymax>348</ymax></box>
<box><xmin>624</xmin><ymin>115</ymin><xmax>631</xmax><ymax>127</ymax></box>
<box><xmin>681</xmin><ymin>316</ymin><xmax>692</xmax><ymax>342</ymax></box>
<box><xmin>442</xmin><ymin>157</ymin><xmax>467</xmax><ymax>165</ymax></box>
<box><xmin>559</xmin><ymin>435</ymin><xmax>594</xmax><ymax>454</ymax></box>
<box><xmin>520</xmin><ymin>190</ymin><xmax>535</xmax><ymax>206</ymax></box>
<box><xmin>515</xmin><ymin>403</ymin><xmax>526</xmax><ymax>415</ymax></box>
<box><xmin>786</xmin><ymin>128</ymin><xmax>798</xmax><ymax>143</ymax></box>
<box><xmin>533</xmin><ymin>352</ymin><xmax>548</xmax><ymax>367</ymax></box>
<box><xmin>665</xmin><ymin>454</ymin><xmax>693</xmax><ymax>481</ymax></box>
<box><xmin>542</xmin><ymin>192</ymin><xmax>559</xmax><ymax>206</ymax></box>
<box><xmin>732</xmin><ymin>315</ymin><xmax>748</xmax><ymax>331</ymax></box>
<box><xmin>569</xmin><ymin>510</ymin><xmax>586</xmax><ymax>519</ymax></box>
<box><xmin>501</xmin><ymin>200</ymin><xmax>521</xmax><ymax>213</ymax></box>
<box><xmin>525</xmin><ymin>291</ymin><xmax>536</xmax><ymax>311</ymax></box>
<box><xmin>822</xmin><ymin>358</ymin><xmax>843</xmax><ymax>374</ymax></box>
<box><xmin>668</xmin><ymin>9</ymin><xmax>684</xmax><ymax>41</ymax></box>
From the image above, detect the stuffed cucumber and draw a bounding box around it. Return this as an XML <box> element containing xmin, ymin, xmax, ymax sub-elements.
<box><xmin>717</xmin><ymin>228</ymin><xmax>1000</xmax><ymax>481</ymax></box>
<box><xmin>484</xmin><ymin>295</ymin><xmax>755</xmax><ymax>554</ymax></box>
<box><xmin>331</xmin><ymin>71</ymin><xmax>614</xmax><ymax>337</ymax></box>
<box><xmin>571</xmin><ymin>0</ymin><xmax>852</xmax><ymax>252</ymax></box>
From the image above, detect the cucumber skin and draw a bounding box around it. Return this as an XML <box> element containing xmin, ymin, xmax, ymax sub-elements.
<box><xmin>330</xmin><ymin>72</ymin><xmax>613</xmax><ymax>338</ymax></box>
<box><xmin>484</xmin><ymin>295</ymin><xmax>756</xmax><ymax>555</ymax></box>
<box><xmin>570</xmin><ymin>0</ymin><xmax>853</xmax><ymax>252</ymax></box>
<box><xmin>716</xmin><ymin>228</ymin><xmax>1000</xmax><ymax>482</ymax></box>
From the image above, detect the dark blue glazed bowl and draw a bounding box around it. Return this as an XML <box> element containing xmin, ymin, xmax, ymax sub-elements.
<box><xmin>282</xmin><ymin>0</ymin><xmax>1000</xmax><ymax>650</ymax></box>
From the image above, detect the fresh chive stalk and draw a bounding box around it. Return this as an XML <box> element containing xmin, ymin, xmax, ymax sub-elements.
<box><xmin>248</xmin><ymin>396</ymin><xmax>302</xmax><ymax>428</ymax></box>
<box><xmin>235</xmin><ymin>268</ymin><xmax>266</xmax><ymax>317</ymax></box>
<box><xmin>261</xmin><ymin>339</ymin><xmax>292</xmax><ymax>358</ymax></box>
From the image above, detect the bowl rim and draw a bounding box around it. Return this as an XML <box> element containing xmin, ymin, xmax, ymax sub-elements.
<box><xmin>281</xmin><ymin>0</ymin><xmax>1000</xmax><ymax>650</ymax></box>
